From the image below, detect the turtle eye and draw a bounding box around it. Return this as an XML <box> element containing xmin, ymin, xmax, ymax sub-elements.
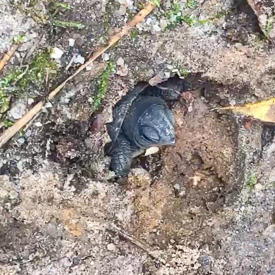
<box><xmin>139</xmin><ymin>126</ymin><xmax>160</xmax><ymax>143</ymax></box>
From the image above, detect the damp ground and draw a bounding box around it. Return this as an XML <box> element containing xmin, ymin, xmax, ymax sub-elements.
<box><xmin>1</xmin><ymin>0</ymin><xmax>275</xmax><ymax>274</ymax></box>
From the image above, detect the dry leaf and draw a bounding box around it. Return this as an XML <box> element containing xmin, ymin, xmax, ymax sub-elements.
<box><xmin>219</xmin><ymin>98</ymin><xmax>275</xmax><ymax>123</ymax></box>
<box><xmin>62</xmin><ymin>208</ymin><xmax>82</xmax><ymax>237</ymax></box>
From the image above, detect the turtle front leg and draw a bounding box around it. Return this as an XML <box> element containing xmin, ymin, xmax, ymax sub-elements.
<box><xmin>144</xmin><ymin>75</ymin><xmax>190</xmax><ymax>101</ymax></box>
<box><xmin>109</xmin><ymin>134</ymin><xmax>139</xmax><ymax>178</ymax></box>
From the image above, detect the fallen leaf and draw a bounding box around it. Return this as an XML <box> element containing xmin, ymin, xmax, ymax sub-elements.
<box><xmin>219</xmin><ymin>98</ymin><xmax>275</xmax><ymax>123</ymax></box>
<box><xmin>62</xmin><ymin>208</ymin><xmax>82</xmax><ymax>237</ymax></box>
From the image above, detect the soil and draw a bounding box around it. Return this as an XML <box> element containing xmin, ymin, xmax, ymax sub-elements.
<box><xmin>1</xmin><ymin>0</ymin><xmax>275</xmax><ymax>274</ymax></box>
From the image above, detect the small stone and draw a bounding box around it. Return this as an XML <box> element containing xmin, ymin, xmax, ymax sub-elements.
<box><xmin>50</xmin><ymin>47</ymin><xmax>64</xmax><ymax>59</ymax></box>
<box><xmin>160</xmin><ymin>19</ymin><xmax>168</xmax><ymax>30</ymax></box>
<box><xmin>25</xmin><ymin>130</ymin><xmax>32</xmax><ymax>137</ymax></box>
<box><xmin>27</xmin><ymin>98</ymin><xmax>34</xmax><ymax>105</ymax></box>
<box><xmin>102</xmin><ymin>53</ymin><xmax>110</xmax><ymax>61</ymax></box>
<box><xmin>255</xmin><ymin>183</ymin><xmax>263</xmax><ymax>190</ymax></box>
<box><xmin>174</xmin><ymin>183</ymin><xmax>180</xmax><ymax>191</ymax></box>
<box><xmin>73</xmin><ymin>54</ymin><xmax>85</xmax><ymax>64</ymax></box>
<box><xmin>34</xmin><ymin>122</ymin><xmax>43</xmax><ymax>127</ymax></box>
<box><xmin>68</xmin><ymin>38</ymin><xmax>75</xmax><ymax>47</ymax></box>
<box><xmin>170</xmin><ymin>239</ymin><xmax>175</xmax><ymax>244</ymax></box>
<box><xmin>146</xmin><ymin>18</ymin><xmax>152</xmax><ymax>24</ymax></box>
<box><xmin>107</xmin><ymin>243</ymin><xmax>116</xmax><ymax>251</ymax></box>
<box><xmin>17</xmin><ymin>137</ymin><xmax>25</xmax><ymax>145</ymax></box>
<box><xmin>45</xmin><ymin>102</ymin><xmax>52</xmax><ymax>108</ymax></box>
<box><xmin>116</xmin><ymin>57</ymin><xmax>124</xmax><ymax>66</ymax></box>
<box><xmin>144</xmin><ymin>147</ymin><xmax>159</xmax><ymax>156</ymax></box>
<box><xmin>152</xmin><ymin>24</ymin><xmax>161</xmax><ymax>32</ymax></box>
<box><xmin>263</xmin><ymin>224</ymin><xmax>275</xmax><ymax>238</ymax></box>
<box><xmin>9</xmin><ymin>190</ymin><xmax>18</xmax><ymax>200</ymax></box>
<box><xmin>86</xmin><ymin>63</ymin><xmax>94</xmax><ymax>71</ymax></box>
<box><xmin>9</xmin><ymin>102</ymin><xmax>27</xmax><ymax>120</ymax></box>
<box><xmin>17</xmin><ymin>161</ymin><xmax>23</xmax><ymax>172</ymax></box>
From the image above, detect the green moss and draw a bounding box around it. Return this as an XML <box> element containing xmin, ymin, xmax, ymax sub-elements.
<box><xmin>94</xmin><ymin>60</ymin><xmax>116</xmax><ymax>110</ymax></box>
<box><xmin>0</xmin><ymin>69</ymin><xmax>23</xmax><ymax>112</ymax></box>
<box><xmin>51</xmin><ymin>19</ymin><xmax>84</xmax><ymax>29</ymax></box>
<box><xmin>49</xmin><ymin>2</ymin><xmax>71</xmax><ymax>11</ymax></box>
<box><xmin>0</xmin><ymin>50</ymin><xmax>57</xmax><ymax>115</ymax></box>
<box><xmin>131</xmin><ymin>29</ymin><xmax>138</xmax><ymax>43</ymax></box>
<box><xmin>246</xmin><ymin>174</ymin><xmax>257</xmax><ymax>189</ymax></box>
<box><xmin>17</xmin><ymin>50</ymin><xmax>57</xmax><ymax>88</ymax></box>
<box><xmin>12</xmin><ymin>34</ymin><xmax>26</xmax><ymax>44</ymax></box>
<box><xmin>186</xmin><ymin>0</ymin><xmax>196</xmax><ymax>9</ymax></box>
<box><xmin>163</xmin><ymin>1</ymin><xmax>202</xmax><ymax>29</ymax></box>
<box><xmin>214</xmin><ymin>10</ymin><xmax>229</xmax><ymax>19</ymax></box>
<box><xmin>2</xmin><ymin>120</ymin><xmax>14</xmax><ymax>128</ymax></box>
<box><xmin>266</xmin><ymin>16</ymin><xmax>274</xmax><ymax>37</ymax></box>
<box><xmin>151</xmin><ymin>0</ymin><xmax>160</xmax><ymax>7</ymax></box>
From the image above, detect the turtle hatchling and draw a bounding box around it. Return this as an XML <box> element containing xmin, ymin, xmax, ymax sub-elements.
<box><xmin>105</xmin><ymin>75</ymin><xmax>189</xmax><ymax>177</ymax></box>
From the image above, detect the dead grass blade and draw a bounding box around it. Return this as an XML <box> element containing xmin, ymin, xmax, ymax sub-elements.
<box><xmin>0</xmin><ymin>2</ymin><xmax>157</xmax><ymax>148</ymax></box>
<box><xmin>109</xmin><ymin>223</ymin><xmax>166</xmax><ymax>264</ymax></box>
<box><xmin>0</xmin><ymin>44</ymin><xmax>19</xmax><ymax>72</ymax></box>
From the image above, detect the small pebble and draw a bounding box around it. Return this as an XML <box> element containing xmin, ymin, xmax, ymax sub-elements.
<box><xmin>17</xmin><ymin>137</ymin><xmax>25</xmax><ymax>145</ymax></box>
<box><xmin>27</xmin><ymin>98</ymin><xmax>34</xmax><ymax>105</ymax></box>
<box><xmin>68</xmin><ymin>38</ymin><xmax>75</xmax><ymax>47</ymax></box>
<box><xmin>86</xmin><ymin>64</ymin><xmax>94</xmax><ymax>71</ymax></box>
<box><xmin>102</xmin><ymin>53</ymin><xmax>110</xmax><ymax>61</ymax></box>
<box><xmin>9</xmin><ymin>102</ymin><xmax>27</xmax><ymax>120</ymax></box>
<box><xmin>9</xmin><ymin>190</ymin><xmax>18</xmax><ymax>200</ymax></box>
<box><xmin>160</xmin><ymin>19</ymin><xmax>168</xmax><ymax>30</ymax></box>
<box><xmin>17</xmin><ymin>161</ymin><xmax>23</xmax><ymax>172</ymax></box>
<box><xmin>152</xmin><ymin>24</ymin><xmax>161</xmax><ymax>32</ymax></box>
<box><xmin>174</xmin><ymin>183</ymin><xmax>180</xmax><ymax>191</ymax></box>
<box><xmin>263</xmin><ymin>224</ymin><xmax>275</xmax><ymax>238</ymax></box>
<box><xmin>50</xmin><ymin>47</ymin><xmax>64</xmax><ymax>59</ymax></box>
<box><xmin>255</xmin><ymin>183</ymin><xmax>263</xmax><ymax>190</ymax></box>
<box><xmin>45</xmin><ymin>102</ymin><xmax>53</xmax><ymax>108</ymax></box>
<box><xmin>73</xmin><ymin>54</ymin><xmax>85</xmax><ymax>64</ymax></box>
<box><xmin>116</xmin><ymin>57</ymin><xmax>124</xmax><ymax>66</ymax></box>
<box><xmin>34</xmin><ymin>122</ymin><xmax>43</xmax><ymax>127</ymax></box>
<box><xmin>25</xmin><ymin>130</ymin><xmax>32</xmax><ymax>137</ymax></box>
<box><xmin>107</xmin><ymin>243</ymin><xmax>116</xmax><ymax>251</ymax></box>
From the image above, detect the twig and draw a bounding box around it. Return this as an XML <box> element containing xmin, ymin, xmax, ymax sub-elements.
<box><xmin>65</xmin><ymin>54</ymin><xmax>76</xmax><ymax>71</ymax></box>
<box><xmin>109</xmin><ymin>224</ymin><xmax>166</xmax><ymax>265</ymax></box>
<box><xmin>0</xmin><ymin>2</ymin><xmax>157</xmax><ymax>148</ymax></box>
<box><xmin>0</xmin><ymin>44</ymin><xmax>19</xmax><ymax>72</ymax></box>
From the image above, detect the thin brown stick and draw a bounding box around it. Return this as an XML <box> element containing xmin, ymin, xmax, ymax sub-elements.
<box><xmin>0</xmin><ymin>2</ymin><xmax>157</xmax><ymax>148</ymax></box>
<box><xmin>109</xmin><ymin>224</ymin><xmax>166</xmax><ymax>264</ymax></box>
<box><xmin>0</xmin><ymin>44</ymin><xmax>19</xmax><ymax>72</ymax></box>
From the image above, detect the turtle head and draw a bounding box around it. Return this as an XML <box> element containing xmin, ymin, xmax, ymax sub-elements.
<box><xmin>134</xmin><ymin>104</ymin><xmax>175</xmax><ymax>148</ymax></box>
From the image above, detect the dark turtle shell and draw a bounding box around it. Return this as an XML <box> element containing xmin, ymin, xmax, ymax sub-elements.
<box><xmin>105</xmin><ymin>81</ymin><xmax>149</xmax><ymax>154</ymax></box>
<box><xmin>105</xmin><ymin>75</ymin><xmax>189</xmax><ymax>155</ymax></box>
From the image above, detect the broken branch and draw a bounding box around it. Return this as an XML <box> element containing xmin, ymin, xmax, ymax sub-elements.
<box><xmin>0</xmin><ymin>2</ymin><xmax>157</xmax><ymax>148</ymax></box>
<box><xmin>0</xmin><ymin>44</ymin><xmax>19</xmax><ymax>72</ymax></box>
<box><xmin>109</xmin><ymin>223</ymin><xmax>166</xmax><ymax>264</ymax></box>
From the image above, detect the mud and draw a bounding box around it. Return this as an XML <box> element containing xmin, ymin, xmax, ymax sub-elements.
<box><xmin>1</xmin><ymin>0</ymin><xmax>275</xmax><ymax>274</ymax></box>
